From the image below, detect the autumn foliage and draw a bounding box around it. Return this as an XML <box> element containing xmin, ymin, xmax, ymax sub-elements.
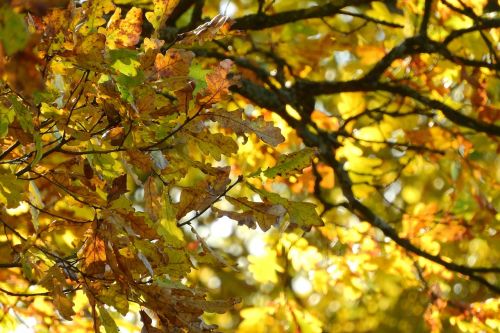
<box><xmin>0</xmin><ymin>0</ymin><xmax>499</xmax><ymax>332</ymax></box>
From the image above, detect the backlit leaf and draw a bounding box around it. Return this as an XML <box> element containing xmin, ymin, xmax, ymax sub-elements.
<box><xmin>198</xmin><ymin>59</ymin><xmax>236</xmax><ymax>105</ymax></box>
<box><xmin>102</xmin><ymin>7</ymin><xmax>143</xmax><ymax>49</ymax></box>
<box><xmin>153</xmin><ymin>48</ymin><xmax>194</xmax><ymax>79</ymax></box>
<box><xmin>220</xmin><ymin>196</ymin><xmax>287</xmax><ymax>231</ymax></box>
<box><xmin>98</xmin><ymin>305</ymin><xmax>119</xmax><ymax>333</ymax></box>
<box><xmin>146</xmin><ymin>0</ymin><xmax>179</xmax><ymax>34</ymax></box>
<box><xmin>263</xmin><ymin>148</ymin><xmax>317</xmax><ymax>178</ymax></box>
<box><xmin>247</xmin><ymin>184</ymin><xmax>324</xmax><ymax>230</ymax></box>
<box><xmin>204</xmin><ymin>109</ymin><xmax>285</xmax><ymax>146</ymax></box>
<box><xmin>0</xmin><ymin>172</ymin><xmax>25</xmax><ymax>208</ymax></box>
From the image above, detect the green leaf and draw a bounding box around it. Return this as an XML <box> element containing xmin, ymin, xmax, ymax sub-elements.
<box><xmin>0</xmin><ymin>171</ymin><xmax>25</xmax><ymax>208</ymax></box>
<box><xmin>10</xmin><ymin>96</ymin><xmax>34</xmax><ymax>134</ymax></box>
<box><xmin>189</xmin><ymin>60</ymin><xmax>210</xmax><ymax>95</ymax></box>
<box><xmin>0</xmin><ymin>104</ymin><xmax>15</xmax><ymax>138</ymax></box>
<box><xmin>451</xmin><ymin>160</ymin><xmax>461</xmax><ymax>181</ymax></box>
<box><xmin>86</xmin><ymin>146</ymin><xmax>125</xmax><ymax>179</ymax></box>
<box><xmin>32</xmin><ymin>133</ymin><xmax>43</xmax><ymax>166</ymax></box>
<box><xmin>158</xmin><ymin>247</ymin><xmax>192</xmax><ymax>279</ymax></box>
<box><xmin>146</xmin><ymin>0</ymin><xmax>179</xmax><ymax>34</ymax></box>
<box><xmin>0</xmin><ymin>6</ymin><xmax>29</xmax><ymax>55</ymax></box>
<box><xmin>189</xmin><ymin>131</ymin><xmax>238</xmax><ymax>161</ymax></box>
<box><xmin>109</xmin><ymin>49</ymin><xmax>141</xmax><ymax>76</ymax></box>
<box><xmin>287</xmin><ymin>201</ymin><xmax>324</xmax><ymax>230</ymax></box>
<box><xmin>247</xmin><ymin>183</ymin><xmax>323</xmax><ymax>230</ymax></box>
<box><xmin>263</xmin><ymin>148</ymin><xmax>317</xmax><ymax>178</ymax></box>
<box><xmin>98</xmin><ymin>306</ymin><xmax>119</xmax><ymax>333</ymax></box>
<box><xmin>99</xmin><ymin>285</ymin><xmax>129</xmax><ymax>316</ymax></box>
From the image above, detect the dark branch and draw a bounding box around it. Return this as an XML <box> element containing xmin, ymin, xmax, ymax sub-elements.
<box><xmin>419</xmin><ymin>0</ymin><xmax>433</xmax><ymax>36</ymax></box>
<box><xmin>0</xmin><ymin>263</ymin><xmax>22</xmax><ymax>268</ymax></box>
<box><xmin>443</xmin><ymin>18</ymin><xmax>500</xmax><ymax>45</ymax></box>
<box><xmin>376</xmin><ymin>82</ymin><xmax>500</xmax><ymax>136</ymax></box>
<box><xmin>297</xmin><ymin>78</ymin><xmax>500</xmax><ymax>136</ymax></box>
<box><xmin>337</xmin><ymin>9</ymin><xmax>404</xmax><ymax>28</ymax></box>
<box><xmin>232</xmin><ymin>75</ymin><xmax>500</xmax><ymax>294</ymax></box>
<box><xmin>165</xmin><ymin>0</ymin><xmax>197</xmax><ymax>27</ymax></box>
<box><xmin>231</xmin><ymin>0</ymin><xmax>374</xmax><ymax>31</ymax></box>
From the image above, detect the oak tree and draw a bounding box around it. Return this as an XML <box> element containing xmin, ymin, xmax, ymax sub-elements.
<box><xmin>0</xmin><ymin>0</ymin><xmax>499</xmax><ymax>332</ymax></box>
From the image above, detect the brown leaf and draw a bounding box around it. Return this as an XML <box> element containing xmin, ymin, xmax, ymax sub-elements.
<box><xmin>204</xmin><ymin>109</ymin><xmax>285</xmax><ymax>146</ymax></box>
<box><xmin>179</xmin><ymin>14</ymin><xmax>233</xmax><ymax>45</ymax></box>
<box><xmin>187</xmin><ymin>130</ymin><xmax>238</xmax><ymax>161</ymax></box>
<box><xmin>105</xmin><ymin>126</ymin><xmax>125</xmax><ymax>146</ymax></box>
<box><xmin>197</xmin><ymin>59</ymin><xmax>236</xmax><ymax>105</ymax></box>
<box><xmin>107</xmin><ymin>174</ymin><xmax>128</xmax><ymax>203</ymax></box>
<box><xmin>39</xmin><ymin>265</ymin><xmax>75</xmax><ymax>320</ymax></box>
<box><xmin>154</xmin><ymin>49</ymin><xmax>194</xmax><ymax>79</ymax></box>
<box><xmin>83</xmin><ymin>159</ymin><xmax>94</xmax><ymax>179</ymax></box>
<box><xmin>79</xmin><ymin>234</ymin><xmax>107</xmax><ymax>275</ymax></box>
<box><xmin>139</xmin><ymin>283</ymin><xmax>239</xmax><ymax>332</ymax></box>
<box><xmin>140</xmin><ymin>310</ymin><xmax>163</xmax><ymax>333</ymax></box>
<box><xmin>74</xmin><ymin>33</ymin><xmax>107</xmax><ymax>71</ymax></box>
<box><xmin>176</xmin><ymin>167</ymin><xmax>230</xmax><ymax>219</ymax></box>
<box><xmin>144</xmin><ymin>176</ymin><xmax>162</xmax><ymax>221</ymax></box>
<box><xmin>126</xmin><ymin>149</ymin><xmax>153</xmax><ymax>173</ymax></box>
<box><xmin>53</xmin><ymin>287</ymin><xmax>76</xmax><ymax>320</ymax></box>
<box><xmin>217</xmin><ymin>196</ymin><xmax>287</xmax><ymax>231</ymax></box>
<box><xmin>4</xmin><ymin>49</ymin><xmax>43</xmax><ymax>98</ymax></box>
<box><xmin>175</xmin><ymin>183</ymin><xmax>217</xmax><ymax>220</ymax></box>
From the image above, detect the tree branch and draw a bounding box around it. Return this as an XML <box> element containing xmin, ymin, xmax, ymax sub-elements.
<box><xmin>297</xmin><ymin>78</ymin><xmax>500</xmax><ymax>136</ymax></box>
<box><xmin>337</xmin><ymin>9</ymin><xmax>404</xmax><ymax>28</ymax></box>
<box><xmin>165</xmin><ymin>0</ymin><xmax>197</xmax><ymax>27</ymax></box>
<box><xmin>442</xmin><ymin>18</ymin><xmax>500</xmax><ymax>45</ymax></box>
<box><xmin>419</xmin><ymin>0</ymin><xmax>433</xmax><ymax>36</ymax></box>
<box><xmin>0</xmin><ymin>263</ymin><xmax>21</xmax><ymax>268</ymax></box>
<box><xmin>232</xmin><ymin>76</ymin><xmax>500</xmax><ymax>294</ymax></box>
<box><xmin>230</xmin><ymin>0</ymin><xmax>374</xmax><ymax>31</ymax></box>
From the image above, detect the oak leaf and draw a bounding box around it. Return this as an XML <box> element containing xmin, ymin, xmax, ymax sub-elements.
<box><xmin>218</xmin><ymin>196</ymin><xmax>287</xmax><ymax>231</ymax></box>
<box><xmin>197</xmin><ymin>59</ymin><xmax>236</xmax><ymax>105</ymax></box>
<box><xmin>179</xmin><ymin>14</ymin><xmax>234</xmax><ymax>45</ymax></box>
<box><xmin>154</xmin><ymin>49</ymin><xmax>194</xmax><ymax>79</ymax></box>
<box><xmin>146</xmin><ymin>0</ymin><xmax>179</xmax><ymax>34</ymax></box>
<box><xmin>102</xmin><ymin>7</ymin><xmax>143</xmax><ymax>49</ymax></box>
<box><xmin>204</xmin><ymin>108</ymin><xmax>285</xmax><ymax>146</ymax></box>
<box><xmin>263</xmin><ymin>147</ymin><xmax>317</xmax><ymax>178</ymax></box>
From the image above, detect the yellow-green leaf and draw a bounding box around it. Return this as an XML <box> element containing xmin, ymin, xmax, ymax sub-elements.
<box><xmin>0</xmin><ymin>6</ymin><xmax>29</xmax><ymax>55</ymax></box>
<box><xmin>98</xmin><ymin>306</ymin><xmax>119</xmax><ymax>333</ymax></box>
<box><xmin>263</xmin><ymin>148</ymin><xmax>317</xmax><ymax>178</ymax></box>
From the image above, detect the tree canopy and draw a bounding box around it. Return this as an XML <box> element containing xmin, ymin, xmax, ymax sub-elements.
<box><xmin>0</xmin><ymin>0</ymin><xmax>499</xmax><ymax>332</ymax></box>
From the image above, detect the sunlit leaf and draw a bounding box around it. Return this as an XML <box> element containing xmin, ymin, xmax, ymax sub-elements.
<box><xmin>263</xmin><ymin>147</ymin><xmax>317</xmax><ymax>178</ymax></box>
<box><xmin>101</xmin><ymin>7</ymin><xmax>143</xmax><ymax>49</ymax></box>
<box><xmin>204</xmin><ymin>109</ymin><xmax>285</xmax><ymax>146</ymax></box>
<box><xmin>146</xmin><ymin>0</ymin><xmax>179</xmax><ymax>35</ymax></box>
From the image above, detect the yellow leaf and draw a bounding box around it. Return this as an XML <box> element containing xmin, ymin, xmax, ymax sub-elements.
<box><xmin>355</xmin><ymin>45</ymin><xmax>386</xmax><ymax>65</ymax></box>
<box><xmin>146</xmin><ymin>0</ymin><xmax>179</xmax><ymax>34</ymax></box>
<box><xmin>338</xmin><ymin>92</ymin><xmax>366</xmax><ymax>118</ymax></box>
<box><xmin>102</xmin><ymin>7</ymin><xmax>143</xmax><ymax>49</ymax></box>
<box><xmin>248</xmin><ymin>250</ymin><xmax>283</xmax><ymax>283</ymax></box>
